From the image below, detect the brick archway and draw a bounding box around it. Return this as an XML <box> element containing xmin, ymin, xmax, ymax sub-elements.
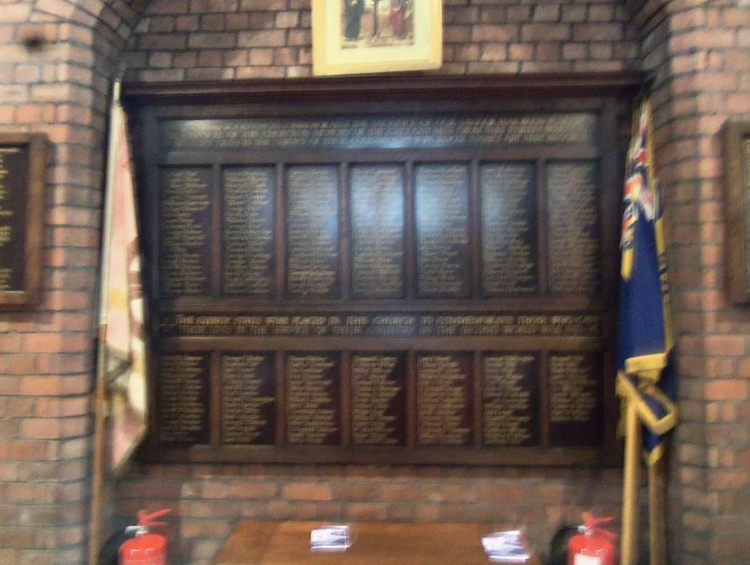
<box><xmin>2</xmin><ymin>0</ymin><xmax>646</xmax><ymax>563</ymax></box>
<box><xmin>3</xmin><ymin>0</ymin><xmax>750</xmax><ymax>563</ymax></box>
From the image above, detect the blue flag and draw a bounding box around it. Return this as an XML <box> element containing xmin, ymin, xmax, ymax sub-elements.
<box><xmin>616</xmin><ymin>101</ymin><xmax>677</xmax><ymax>466</ymax></box>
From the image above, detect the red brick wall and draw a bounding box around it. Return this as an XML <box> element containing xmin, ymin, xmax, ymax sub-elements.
<box><xmin>124</xmin><ymin>0</ymin><xmax>639</xmax><ymax>81</ymax></box>
<box><xmin>117</xmin><ymin>464</ymin><xmax>624</xmax><ymax>562</ymax></box>
<box><xmin>110</xmin><ymin>440</ymin><xmax>623</xmax><ymax>560</ymax></box>
<box><xmin>2</xmin><ymin>0</ymin><xmax>750</xmax><ymax>563</ymax></box>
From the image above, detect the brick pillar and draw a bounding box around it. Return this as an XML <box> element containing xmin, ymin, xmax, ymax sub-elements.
<box><xmin>0</xmin><ymin>1</ymin><xmax>143</xmax><ymax>562</ymax></box>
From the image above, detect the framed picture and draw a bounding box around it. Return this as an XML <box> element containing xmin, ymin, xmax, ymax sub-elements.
<box><xmin>724</xmin><ymin>119</ymin><xmax>750</xmax><ymax>303</ymax></box>
<box><xmin>312</xmin><ymin>0</ymin><xmax>442</xmax><ymax>76</ymax></box>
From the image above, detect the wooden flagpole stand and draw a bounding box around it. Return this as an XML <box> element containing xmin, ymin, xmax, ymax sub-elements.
<box><xmin>621</xmin><ymin>399</ymin><xmax>642</xmax><ymax>565</ymax></box>
<box><xmin>649</xmin><ymin>457</ymin><xmax>667</xmax><ymax>565</ymax></box>
<box><xmin>88</xmin><ymin>328</ymin><xmax>108</xmax><ymax>565</ymax></box>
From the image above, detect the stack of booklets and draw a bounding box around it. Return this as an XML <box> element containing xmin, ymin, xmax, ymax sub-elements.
<box><xmin>481</xmin><ymin>530</ymin><xmax>532</xmax><ymax>563</ymax></box>
<box><xmin>310</xmin><ymin>525</ymin><xmax>354</xmax><ymax>552</ymax></box>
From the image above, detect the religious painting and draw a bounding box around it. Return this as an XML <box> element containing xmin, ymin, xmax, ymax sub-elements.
<box><xmin>312</xmin><ymin>0</ymin><xmax>442</xmax><ymax>76</ymax></box>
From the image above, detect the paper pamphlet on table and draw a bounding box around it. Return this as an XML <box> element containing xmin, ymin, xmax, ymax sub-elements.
<box><xmin>310</xmin><ymin>525</ymin><xmax>355</xmax><ymax>552</ymax></box>
<box><xmin>481</xmin><ymin>529</ymin><xmax>532</xmax><ymax>563</ymax></box>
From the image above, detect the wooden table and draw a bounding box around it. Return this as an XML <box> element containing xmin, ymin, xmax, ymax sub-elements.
<box><xmin>213</xmin><ymin>521</ymin><xmax>542</xmax><ymax>565</ymax></box>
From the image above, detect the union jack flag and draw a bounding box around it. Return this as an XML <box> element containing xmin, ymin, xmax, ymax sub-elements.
<box><xmin>616</xmin><ymin>101</ymin><xmax>677</xmax><ymax>465</ymax></box>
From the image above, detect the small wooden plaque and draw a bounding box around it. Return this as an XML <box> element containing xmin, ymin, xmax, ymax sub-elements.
<box><xmin>725</xmin><ymin>119</ymin><xmax>750</xmax><ymax>304</ymax></box>
<box><xmin>0</xmin><ymin>133</ymin><xmax>46</xmax><ymax>307</ymax></box>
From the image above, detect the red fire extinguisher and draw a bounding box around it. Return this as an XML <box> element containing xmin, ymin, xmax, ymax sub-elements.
<box><xmin>568</xmin><ymin>512</ymin><xmax>617</xmax><ymax>565</ymax></box>
<box><xmin>119</xmin><ymin>508</ymin><xmax>171</xmax><ymax>565</ymax></box>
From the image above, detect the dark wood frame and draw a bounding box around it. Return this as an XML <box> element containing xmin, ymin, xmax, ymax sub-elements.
<box><xmin>0</xmin><ymin>133</ymin><xmax>46</xmax><ymax>307</ymax></box>
<box><xmin>724</xmin><ymin>119</ymin><xmax>750</xmax><ymax>304</ymax></box>
<box><xmin>124</xmin><ymin>73</ymin><xmax>642</xmax><ymax>466</ymax></box>
<box><xmin>123</xmin><ymin>73</ymin><xmax>642</xmax><ymax>104</ymax></box>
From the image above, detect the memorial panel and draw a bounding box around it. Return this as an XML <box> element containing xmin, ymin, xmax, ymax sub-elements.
<box><xmin>162</xmin><ymin>114</ymin><xmax>598</xmax><ymax>151</ymax></box>
<box><xmin>481</xmin><ymin>163</ymin><xmax>537</xmax><ymax>295</ymax></box>
<box><xmin>286</xmin><ymin>354</ymin><xmax>341</xmax><ymax>445</ymax></box>
<box><xmin>724</xmin><ymin>120</ymin><xmax>750</xmax><ymax>303</ymax></box>
<box><xmin>483</xmin><ymin>353</ymin><xmax>539</xmax><ymax>447</ymax></box>
<box><xmin>0</xmin><ymin>144</ymin><xmax>28</xmax><ymax>293</ymax></box>
<box><xmin>549</xmin><ymin>352</ymin><xmax>602</xmax><ymax>447</ymax></box>
<box><xmin>159</xmin><ymin>167</ymin><xmax>212</xmax><ymax>296</ymax></box>
<box><xmin>547</xmin><ymin>162</ymin><xmax>601</xmax><ymax>295</ymax></box>
<box><xmin>160</xmin><ymin>312</ymin><xmax>602</xmax><ymax>338</ymax></box>
<box><xmin>417</xmin><ymin>353</ymin><xmax>473</xmax><ymax>446</ymax></box>
<box><xmin>742</xmin><ymin>137</ymin><xmax>750</xmax><ymax>293</ymax></box>
<box><xmin>350</xmin><ymin>165</ymin><xmax>405</xmax><ymax>298</ymax></box>
<box><xmin>138</xmin><ymin>82</ymin><xmax>632</xmax><ymax>465</ymax></box>
<box><xmin>223</xmin><ymin>167</ymin><xmax>274</xmax><ymax>296</ymax></box>
<box><xmin>286</xmin><ymin>166</ymin><xmax>340</xmax><ymax>298</ymax></box>
<box><xmin>415</xmin><ymin>164</ymin><xmax>471</xmax><ymax>297</ymax></box>
<box><xmin>222</xmin><ymin>354</ymin><xmax>275</xmax><ymax>445</ymax></box>
<box><xmin>0</xmin><ymin>134</ymin><xmax>45</xmax><ymax>306</ymax></box>
<box><xmin>351</xmin><ymin>354</ymin><xmax>407</xmax><ymax>446</ymax></box>
<box><xmin>158</xmin><ymin>354</ymin><xmax>210</xmax><ymax>444</ymax></box>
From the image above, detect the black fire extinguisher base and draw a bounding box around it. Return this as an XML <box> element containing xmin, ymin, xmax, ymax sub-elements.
<box><xmin>548</xmin><ymin>525</ymin><xmax>579</xmax><ymax>565</ymax></box>
<box><xmin>98</xmin><ymin>529</ymin><xmax>136</xmax><ymax>565</ymax></box>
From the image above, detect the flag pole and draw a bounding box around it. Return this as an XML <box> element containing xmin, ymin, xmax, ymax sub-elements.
<box><xmin>649</xmin><ymin>457</ymin><xmax>667</xmax><ymax>565</ymax></box>
<box><xmin>88</xmin><ymin>78</ymin><xmax>122</xmax><ymax>565</ymax></box>
<box><xmin>617</xmin><ymin>98</ymin><xmax>676</xmax><ymax>565</ymax></box>
<box><xmin>89</xmin><ymin>324</ymin><xmax>108</xmax><ymax>565</ymax></box>
<box><xmin>621</xmin><ymin>397</ymin><xmax>642</xmax><ymax>565</ymax></box>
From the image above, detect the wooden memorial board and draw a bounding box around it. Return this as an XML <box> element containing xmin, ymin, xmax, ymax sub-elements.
<box><xmin>351</xmin><ymin>353</ymin><xmax>407</xmax><ymax>446</ymax></box>
<box><xmin>126</xmin><ymin>75</ymin><xmax>640</xmax><ymax>466</ymax></box>
<box><xmin>157</xmin><ymin>353</ymin><xmax>210</xmax><ymax>445</ymax></box>
<box><xmin>222</xmin><ymin>353</ymin><xmax>276</xmax><ymax>445</ymax></box>
<box><xmin>725</xmin><ymin>119</ymin><xmax>750</xmax><ymax>303</ymax></box>
<box><xmin>0</xmin><ymin>134</ymin><xmax>46</xmax><ymax>307</ymax></box>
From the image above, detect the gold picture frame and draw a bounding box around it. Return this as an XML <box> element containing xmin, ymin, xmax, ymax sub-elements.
<box><xmin>312</xmin><ymin>0</ymin><xmax>442</xmax><ymax>76</ymax></box>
